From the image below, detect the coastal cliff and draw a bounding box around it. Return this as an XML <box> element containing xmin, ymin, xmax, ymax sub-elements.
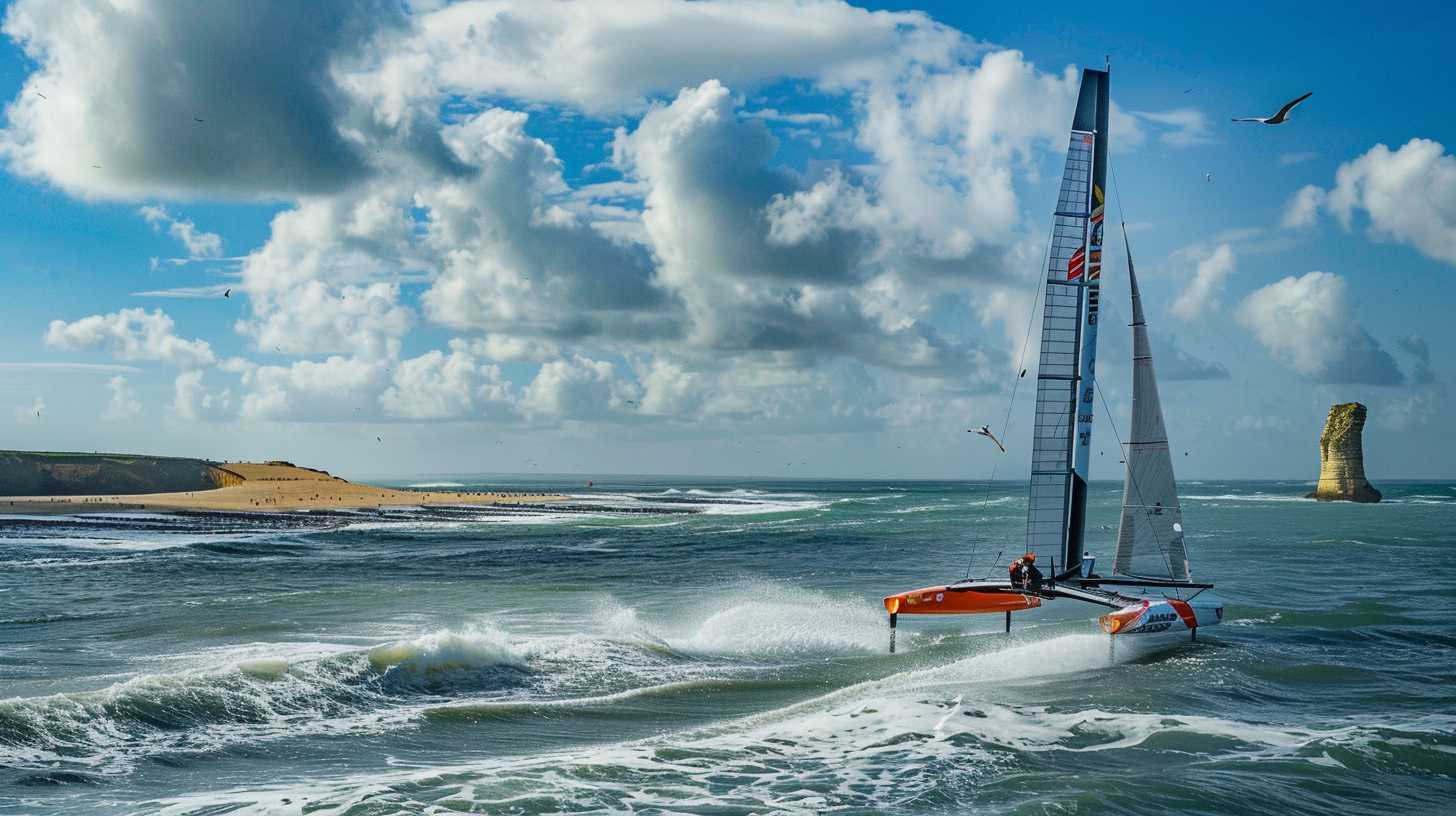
<box><xmin>1307</xmin><ymin>403</ymin><xmax>1382</xmax><ymax>503</ymax></box>
<box><xmin>1</xmin><ymin>453</ymin><xmax>564</xmax><ymax>514</ymax></box>
<box><xmin>0</xmin><ymin>450</ymin><xmax>232</xmax><ymax>496</ymax></box>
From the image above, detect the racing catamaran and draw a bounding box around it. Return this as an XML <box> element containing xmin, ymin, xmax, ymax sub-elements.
<box><xmin>883</xmin><ymin>66</ymin><xmax>1222</xmax><ymax>651</ymax></box>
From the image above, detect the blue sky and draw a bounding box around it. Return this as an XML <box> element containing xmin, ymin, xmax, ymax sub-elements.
<box><xmin>0</xmin><ymin>0</ymin><xmax>1451</xmax><ymax>481</ymax></box>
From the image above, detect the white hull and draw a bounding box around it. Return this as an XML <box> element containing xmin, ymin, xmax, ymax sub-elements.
<box><xmin>1100</xmin><ymin>590</ymin><xmax>1223</xmax><ymax>636</ymax></box>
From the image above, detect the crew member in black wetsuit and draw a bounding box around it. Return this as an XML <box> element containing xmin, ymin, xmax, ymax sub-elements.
<box><xmin>1016</xmin><ymin>553</ymin><xmax>1044</xmax><ymax>591</ymax></box>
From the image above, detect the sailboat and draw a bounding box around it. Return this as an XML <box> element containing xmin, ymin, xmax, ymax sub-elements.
<box><xmin>883</xmin><ymin>67</ymin><xmax>1222</xmax><ymax>650</ymax></box>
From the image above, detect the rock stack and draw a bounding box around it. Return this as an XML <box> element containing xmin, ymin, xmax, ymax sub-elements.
<box><xmin>1307</xmin><ymin>402</ymin><xmax>1382</xmax><ymax>503</ymax></box>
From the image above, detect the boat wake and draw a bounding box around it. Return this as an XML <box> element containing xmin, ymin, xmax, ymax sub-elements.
<box><xmin>138</xmin><ymin>629</ymin><xmax>1454</xmax><ymax>816</ymax></box>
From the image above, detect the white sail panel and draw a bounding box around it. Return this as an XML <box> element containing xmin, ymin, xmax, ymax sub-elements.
<box><xmin>1112</xmin><ymin>258</ymin><xmax>1191</xmax><ymax>580</ymax></box>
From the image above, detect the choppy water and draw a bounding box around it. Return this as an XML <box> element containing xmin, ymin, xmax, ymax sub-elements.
<box><xmin>1</xmin><ymin>478</ymin><xmax>1452</xmax><ymax>815</ymax></box>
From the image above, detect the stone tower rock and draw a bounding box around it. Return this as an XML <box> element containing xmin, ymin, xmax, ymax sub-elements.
<box><xmin>1307</xmin><ymin>402</ymin><xmax>1381</xmax><ymax>503</ymax></box>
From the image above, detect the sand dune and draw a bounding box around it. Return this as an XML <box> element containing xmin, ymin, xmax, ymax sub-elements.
<box><xmin>0</xmin><ymin>461</ymin><xmax>561</xmax><ymax>515</ymax></box>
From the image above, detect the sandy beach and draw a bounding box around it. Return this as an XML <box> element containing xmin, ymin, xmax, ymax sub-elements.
<box><xmin>0</xmin><ymin>461</ymin><xmax>563</xmax><ymax>515</ymax></box>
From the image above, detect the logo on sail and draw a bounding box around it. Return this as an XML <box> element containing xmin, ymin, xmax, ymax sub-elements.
<box><xmin>1067</xmin><ymin>246</ymin><xmax>1086</xmax><ymax>280</ymax></box>
<box><xmin>1088</xmin><ymin>184</ymin><xmax>1105</xmax><ymax>282</ymax></box>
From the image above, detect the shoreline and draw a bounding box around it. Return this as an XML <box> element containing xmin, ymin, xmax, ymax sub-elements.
<box><xmin>0</xmin><ymin>461</ymin><xmax>565</xmax><ymax>516</ymax></box>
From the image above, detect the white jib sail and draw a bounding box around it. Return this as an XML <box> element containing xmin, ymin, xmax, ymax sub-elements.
<box><xmin>1112</xmin><ymin>255</ymin><xmax>1191</xmax><ymax>580</ymax></box>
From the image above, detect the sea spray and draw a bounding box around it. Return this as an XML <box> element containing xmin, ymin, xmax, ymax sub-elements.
<box><xmin>367</xmin><ymin>624</ymin><xmax>527</xmax><ymax>674</ymax></box>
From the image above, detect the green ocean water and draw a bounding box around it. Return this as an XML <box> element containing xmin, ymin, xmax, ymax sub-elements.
<box><xmin>1</xmin><ymin>478</ymin><xmax>1452</xmax><ymax>814</ymax></box>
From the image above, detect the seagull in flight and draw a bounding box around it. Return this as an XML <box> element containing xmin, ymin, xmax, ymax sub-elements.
<box><xmin>1232</xmin><ymin>92</ymin><xmax>1312</xmax><ymax>125</ymax></box>
<box><xmin>223</xmin><ymin>288</ymin><xmax>231</xmax><ymax>298</ymax></box>
<box><xmin>969</xmin><ymin>425</ymin><xmax>1006</xmax><ymax>453</ymax></box>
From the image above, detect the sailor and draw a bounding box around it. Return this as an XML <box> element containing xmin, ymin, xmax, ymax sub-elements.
<box><xmin>1020</xmin><ymin>553</ymin><xmax>1044</xmax><ymax>591</ymax></box>
<box><xmin>1008</xmin><ymin>557</ymin><xmax>1025</xmax><ymax>586</ymax></box>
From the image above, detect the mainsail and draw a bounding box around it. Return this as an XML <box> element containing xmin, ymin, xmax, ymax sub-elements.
<box><xmin>1026</xmin><ymin>69</ymin><xmax>1108</xmax><ymax>572</ymax></box>
<box><xmin>1112</xmin><ymin>244</ymin><xmax>1191</xmax><ymax>580</ymax></box>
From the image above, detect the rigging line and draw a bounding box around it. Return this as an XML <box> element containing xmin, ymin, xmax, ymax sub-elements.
<box><xmin>1001</xmin><ymin>245</ymin><xmax>1049</xmax><ymax>442</ymax></box>
<box><xmin>963</xmin><ymin>205</ymin><xmax>1056</xmax><ymax>581</ymax></box>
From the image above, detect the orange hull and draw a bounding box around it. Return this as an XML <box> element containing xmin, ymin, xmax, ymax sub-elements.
<box><xmin>884</xmin><ymin>585</ymin><xmax>1041</xmax><ymax>616</ymax></box>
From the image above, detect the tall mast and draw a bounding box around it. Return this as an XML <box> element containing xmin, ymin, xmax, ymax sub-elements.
<box><xmin>1026</xmin><ymin>68</ymin><xmax>1108</xmax><ymax>573</ymax></box>
<box><xmin>1068</xmin><ymin>69</ymin><xmax>1109</xmax><ymax>567</ymax></box>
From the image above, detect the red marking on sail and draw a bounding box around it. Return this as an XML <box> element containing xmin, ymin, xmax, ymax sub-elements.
<box><xmin>1067</xmin><ymin>247</ymin><xmax>1086</xmax><ymax>280</ymax></box>
<box><xmin>1088</xmin><ymin>249</ymin><xmax>1102</xmax><ymax>280</ymax></box>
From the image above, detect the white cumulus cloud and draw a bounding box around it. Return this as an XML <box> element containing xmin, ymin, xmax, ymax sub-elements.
<box><xmin>172</xmin><ymin>371</ymin><xmax>233</xmax><ymax>422</ymax></box>
<box><xmin>1171</xmin><ymin>243</ymin><xmax>1235</xmax><ymax>320</ymax></box>
<box><xmin>45</xmin><ymin>308</ymin><xmax>216</xmax><ymax>370</ymax></box>
<box><xmin>380</xmin><ymin>341</ymin><xmax>515</xmax><ymax>420</ymax></box>
<box><xmin>102</xmin><ymin>375</ymin><xmax>141</xmax><ymax>421</ymax></box>
<box><xmin>1235</xmin><ymin>271</ymin><xmax>1401</xmax><ymax>385</ymax></box>
<box><xmin>139</xmin><ymin>205</ymin><xmax>223</xmax><ymax>258</ymax></box>
<box><xmin>1281</xmin><ymin>184</ymin><xmax>1327</xmax><ymax>229</ymax></box>
<box><xmin>1286</xmin><ymin>138</ymin><xmax>1456</xmax><ymax>265</ymax></box>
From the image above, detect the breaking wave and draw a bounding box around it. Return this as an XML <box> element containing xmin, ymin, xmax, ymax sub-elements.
<box><xmin>146</xmin><ymin>631</ymin><xmax>1456</xmax><ymax>815</ymax></box>
<box><xmin>0</xmin><ymin>585</ymin><xmax>893</xmax><ymax>778</ymax></box>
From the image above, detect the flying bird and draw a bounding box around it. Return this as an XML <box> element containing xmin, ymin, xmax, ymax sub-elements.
<box><xmin>1183</xmin><ymin>88</ymin><xmax>1193</xmax><ymax>94</ymax></box>
<box><xmin>35</xmin><ymin>92</ymin><xmax>46</xmax><ymax>99</ymax></box>
<box><xmin>376</xmin><ymin>436</ymin><xmax>382</xmax><ymax>442</ymax></box>
<box><xmin>1232</xmin><ymin>91</ymin><xmax>1312</xmax><ymax>125</ymax></box>
<box><xmin>193</xmin><ymin>117</ymin><xmax>204</xmax><ymax>123</ymax></box>
<box><xmin>1205</xmin><ymin>172</ymin><xmax>1213</xmax><ymax>183</ymax></box>
<box><xmin>223</xmin><ymin>288</ymin><xmax>231</xmax><ymax>298</ymax></box>
<box><xmin>969</xmin><ymin>425</ymin><xmax>1006</xmax><ymax>453</ymax></box>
